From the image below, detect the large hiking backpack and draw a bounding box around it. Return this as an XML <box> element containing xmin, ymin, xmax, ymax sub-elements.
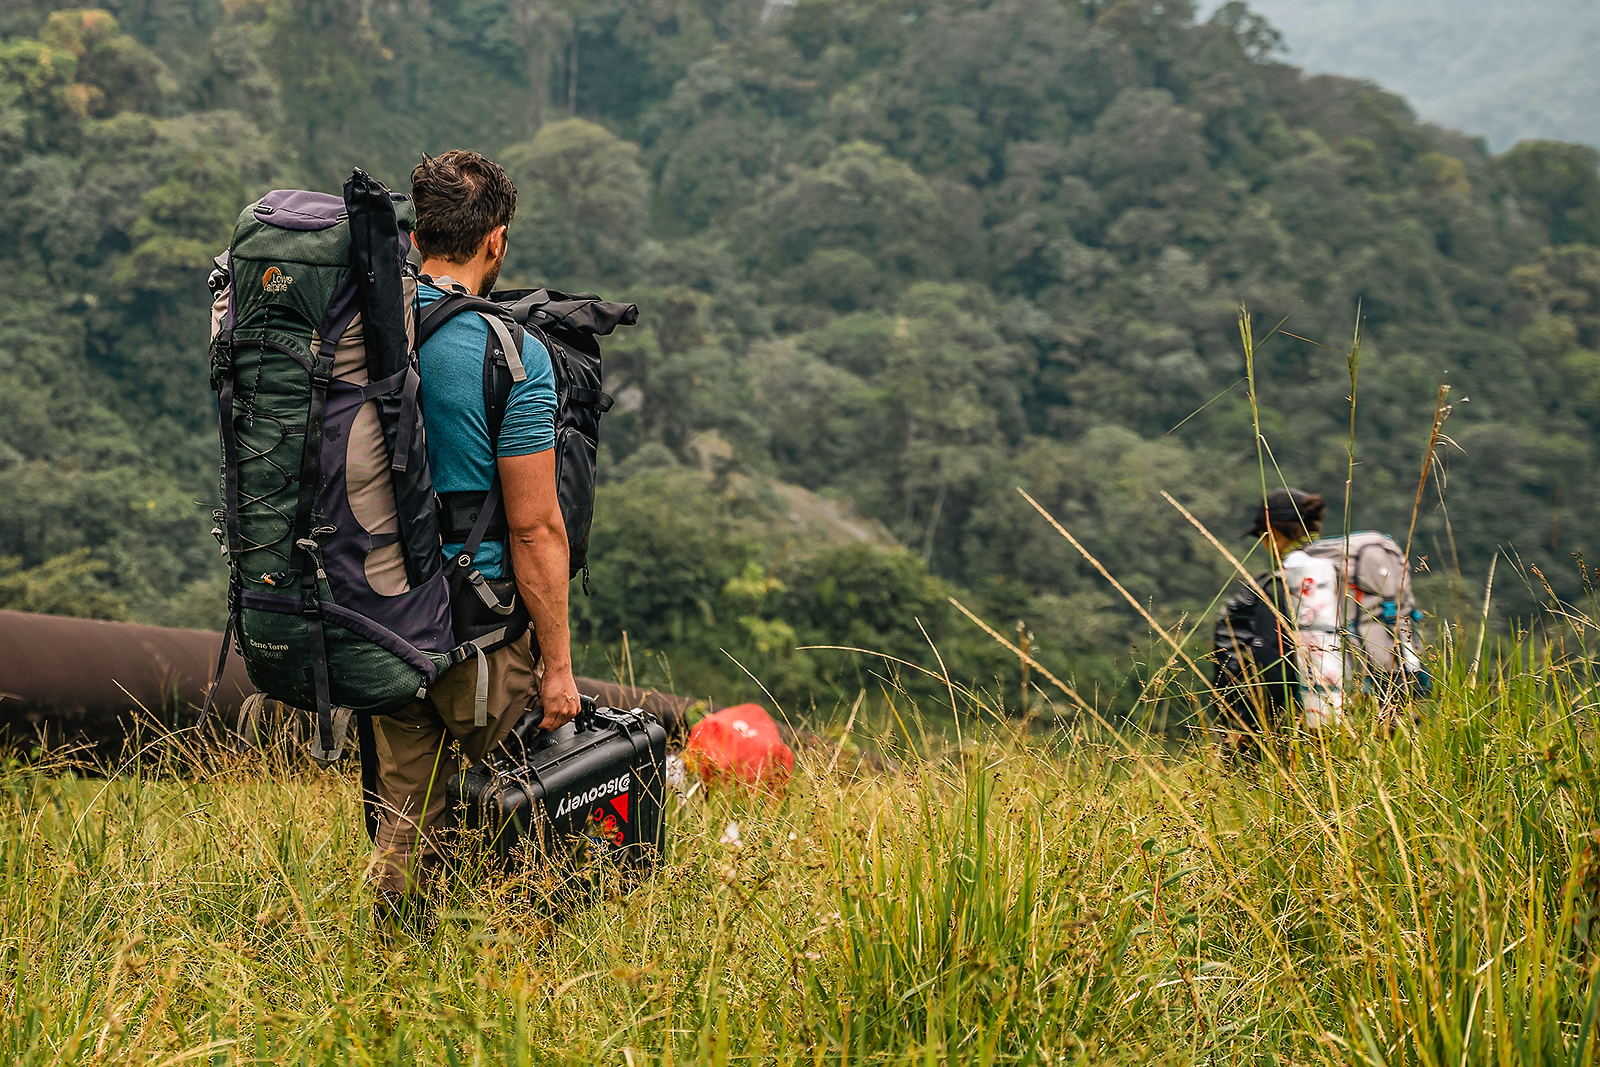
<box><xmin>1209</xmin><ymin>532</ymin><xmax>1427</xmax><ymax>718</ymax></box>
<box><xmin>1300</xmin><ymin>531</ymin><xmax>1427</xmax><ymax>691</ymax></box>
<box><xmin>205</xmin><ymin>174</ymin><xmax>461</xmax><ymax>764</ymax></box>
<box><xmin>203</xmin><ymin>172</ymin><xmax>634</xmax><ymax>768</ymax></box>
<box><xmin>413</xmin><ymin>285</ymin><xmax>633</xmax><ymax>600</ymax></box>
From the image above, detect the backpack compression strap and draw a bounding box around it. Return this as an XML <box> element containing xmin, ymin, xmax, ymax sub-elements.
<box><xmin>197</xmin><ymin>291</ymin><xmax>243</xmax><ymax>732</ymax></box>
<box><xmin>300</xmin><ymin>284</ymin><xmax>364</xmax><ymax>761</ymax></box>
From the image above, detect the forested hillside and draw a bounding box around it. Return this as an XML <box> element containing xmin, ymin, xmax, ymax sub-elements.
<box><xmin>1214</xmin><ymin>0</ymin><xmax>1600</xmax><ymax>152</ymax></box>
<box><xmin>3</xmin><ymin>0</ymin><xmax>1599</xmax><ymax>713</ymax></box>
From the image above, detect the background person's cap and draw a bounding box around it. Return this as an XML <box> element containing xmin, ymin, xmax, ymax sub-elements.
<box><xmin>1243</xmin><ymin>487</ymin><xmax>1318</xmax><ymax>538</ymax></box>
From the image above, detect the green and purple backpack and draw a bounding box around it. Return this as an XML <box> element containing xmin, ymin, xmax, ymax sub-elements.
<box><xmin>202</xmin><ymin>170</ymin><xmax>633</xmax><ymax>784</ymax></box>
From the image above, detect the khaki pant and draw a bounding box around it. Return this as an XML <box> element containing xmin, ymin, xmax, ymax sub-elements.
<box><xmin>368</xmin><ymin>633</ymin><xmax>540</xmax><ymax>896</ymax></box>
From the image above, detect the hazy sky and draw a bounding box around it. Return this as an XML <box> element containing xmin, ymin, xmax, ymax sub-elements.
<box><xmin>1200</xmin><ymin>0</ymin><xmax>1600</xmax><ymax>151</ymax></box>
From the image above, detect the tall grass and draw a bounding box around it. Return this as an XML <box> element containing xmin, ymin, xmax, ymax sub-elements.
<box><xmin>2</xmin><ymin>633</ymin><xmax>1597</xmax><ymax>1065</ymax></box>
<box><xmin>6</xmin><ymin>306</ymin><xmax>1593</xmax><ymax>1064</ymax></box>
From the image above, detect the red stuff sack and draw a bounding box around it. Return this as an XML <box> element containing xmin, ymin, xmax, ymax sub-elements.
<box><xmin>685</xmin><ymin>704</ymin><xmax>794</xmax><ymax>791</ymax></box>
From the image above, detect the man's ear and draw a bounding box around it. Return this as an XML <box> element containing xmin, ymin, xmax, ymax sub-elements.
<box><xmin>484</xmin><ymin>224</ymin><xmax>509</xmax><ymax>262</ymax></box>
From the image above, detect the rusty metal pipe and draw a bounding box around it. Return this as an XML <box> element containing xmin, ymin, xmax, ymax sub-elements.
<box><xmin>0</xmin><ymin>610</ymin><xmax>710</xmax><ymax>749</ymax></box>
<box><xmin>0</xmin><ymin>612</ymin><xmax>876</xmax><ymax>775</ymax></box>
<box><xmin>0</xmin><ymin>609</ymin><xmax>252</xmax><ymax>746</ymax></box>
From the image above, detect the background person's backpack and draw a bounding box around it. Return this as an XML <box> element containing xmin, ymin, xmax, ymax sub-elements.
<box><xmin>1281</xmin><ymin>551</ymin><xmax>1344</xmax><ymax>728</ymax></box>
<box><xmin>414</xmin><ymin>286</ymin><xmax>633</xmax><ymax>608</ymax></box>
<box><xmin>1300</xmin><ymin>531</ymin><xmax>1428</xmax><ymax>693</ymax></box>
<box><xmin>205</xmin><ymin>173</ymin><xmax>464</xmax><ymax>763</ymax></box>
<box><xmin>1210</xmin><ymin>530</ymin><xmax>1428</xmax><ymax>728</ymax></box>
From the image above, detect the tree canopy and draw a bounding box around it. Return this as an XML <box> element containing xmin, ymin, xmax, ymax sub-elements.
<box><xmin>1</xmin><ymin>0</ymin><xmax>1596</xmax><ymax>713</ymax></box>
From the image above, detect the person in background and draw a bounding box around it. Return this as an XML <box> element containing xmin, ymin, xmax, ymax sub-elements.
<box><xmin>1210</xmin><ymin>487</ymin><xmax>1327</xmax><ymax>753</ymax></box>
<box><xmin>369</xmin><ymin>150</ymin><xmax>581</xmax><ymax>930</ymax></box>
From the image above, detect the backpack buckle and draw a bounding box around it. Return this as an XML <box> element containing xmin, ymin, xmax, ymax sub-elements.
<box><xmin>467</xmin><ymin>569</ymin><xmax>515</xmax><ymax>615</ymax></box>
<box><xmin>311</xmin><ymin>349</ymin><xmax>336</xmax><ymax>384</ymax></box>
<box><xmin>209</xmin><ymin>331</ymin><xmax>233</xmax><ymax>391</ymax></box>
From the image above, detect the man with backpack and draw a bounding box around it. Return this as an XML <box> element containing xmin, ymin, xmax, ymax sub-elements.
<box><xmin>1211</xmin><ymin>487</ymin><xmax>1429</xmax><ymax>752</ymax></box>
<box><xmin>367</xmin><ymin>151</ymin><xmax>581</xmax><ymax>917</ymax></box>
<box><xmin>208</xmin><ymin>152</ymin><xmax>633</xmax><ymax>933</ymax></box>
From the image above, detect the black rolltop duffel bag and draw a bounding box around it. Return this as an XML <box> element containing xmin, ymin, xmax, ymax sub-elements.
<box><xmin>449</xmin><ymin>697</ymin><xmax>668</xmax><ymax>876</ymax></box>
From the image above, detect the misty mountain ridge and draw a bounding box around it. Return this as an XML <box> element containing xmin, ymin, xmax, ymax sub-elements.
<box><xmin>1202</xmin><ymin>0</ymin><xmax>1600</xmax><ymax>151</ymax></box>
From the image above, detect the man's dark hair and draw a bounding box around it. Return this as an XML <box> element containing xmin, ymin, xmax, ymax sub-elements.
<box><xmin>410</xmin><ymin>150</ymin><xmax>518</xmax><ymax>263</ymax></box>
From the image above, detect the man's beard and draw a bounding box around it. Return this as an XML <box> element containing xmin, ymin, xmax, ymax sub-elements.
<box><xmin>477</xmin><ymin>249</ymin><xmax>506</xmax><ymax>297</ymax></box>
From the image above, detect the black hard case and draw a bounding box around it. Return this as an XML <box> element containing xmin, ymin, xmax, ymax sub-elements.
<box><xmin>449</xmin><ymin>703</ymin><xmax>668</xmax><ymax>873</ymax></box>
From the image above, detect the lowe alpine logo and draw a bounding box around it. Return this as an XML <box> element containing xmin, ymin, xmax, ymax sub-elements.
<box><xmin>261</xmin><ymin>266</ymin><xmax>293</xmax><ymax>293</ymax></box>
<box><xmin>554</xmin><ymin>773</ymin><xmax>630</xmax><ymax>819</ymax></box>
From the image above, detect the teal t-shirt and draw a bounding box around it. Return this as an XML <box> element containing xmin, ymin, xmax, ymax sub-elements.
<box><xmin>417</xmin><ymin>280</ymin><xmax>558</xmax><ymax>578</ymax></box>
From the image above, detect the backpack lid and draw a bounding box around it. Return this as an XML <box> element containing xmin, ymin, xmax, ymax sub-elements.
<box><xmin>252</xmin><ymin>188</ymin><xmax>415</xmax><ymax>233</ymax></box>
<box><xmin>492</xmin><ymin>287</ymin><xmax>639</xmax><ymax>336</ymax></box>
<box><xmin>254</xmin><ymin>189</ymin><xmax>348</xmax><ymax>231</ymax></box>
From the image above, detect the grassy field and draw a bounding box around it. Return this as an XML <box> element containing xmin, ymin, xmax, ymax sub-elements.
<box><xmin>3</xmin><ymin>637</ymin><xmax>1598</xmax><ymax>1066</ymax></box>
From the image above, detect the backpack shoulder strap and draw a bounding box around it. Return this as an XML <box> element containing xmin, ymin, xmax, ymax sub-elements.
<box><xmin>416</xmin><ymin>286</ymin><xmax>525</xmax><ymax>577</ymax></box>
<box><xmin>417</xmin><ymin>290</ymin><xmax>482</xmax><ymax>346</ymax></box>
<box><xmin>415</xmin><ymin>289</ymin><xmax>527</xmax><ymax>382</ymax></box>
<box><xmin>481</xmin><ymin>311</ymin><xmax>526</xmax><ymax>383</ymax></box>
<box><xmin>482</xmin><ymin>321</ymin><xmax>514</xmax><ymax>454</ymax></box>
<box><xmin>414</xmin><ymin>289</ymin><xmax>527</xmax><ymax>448</ymax></box>
<box><xmin>472</xmin><ymin>304</ymin><xmax>526</xmax><ymax>584</ymax></box>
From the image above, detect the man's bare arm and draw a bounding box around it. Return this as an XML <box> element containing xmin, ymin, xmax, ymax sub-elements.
<box><xmin>499</xmin><ymin>449</ymin><xmax>581</xmax><ymax>730</ymax></box>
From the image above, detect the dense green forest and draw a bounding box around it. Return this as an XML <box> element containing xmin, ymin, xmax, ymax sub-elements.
<box><xmin>1218</xmin><ymin>0</ymin><xmax>1600</xmax><ymax>152</ymax></box>
<box><xmin>2</xmin><ymin>0</ymin><xmax>1599</xmax><ymax>715</ymax></box>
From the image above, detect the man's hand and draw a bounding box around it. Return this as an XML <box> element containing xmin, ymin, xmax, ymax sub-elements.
<box><xmin>538</xmin><ymin>662</ymin><xmax>582</xmax><ymax>731</ymax></box>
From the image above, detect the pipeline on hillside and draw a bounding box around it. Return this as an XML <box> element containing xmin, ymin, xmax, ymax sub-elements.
<box><xmin>0</xmin><ymin>610</ymin><xmax>707</xmax><ymax>753</ymax></box>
